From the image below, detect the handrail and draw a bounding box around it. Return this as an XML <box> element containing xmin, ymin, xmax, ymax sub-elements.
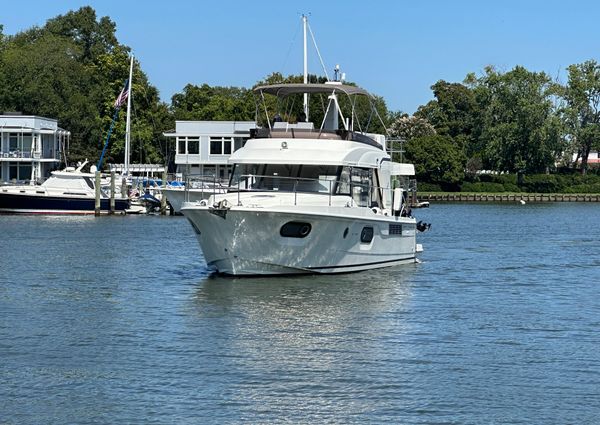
<box><xmin>183</xmin><ymin>174</ymin><xmax>228</xmax><ymax>203</ymax></box>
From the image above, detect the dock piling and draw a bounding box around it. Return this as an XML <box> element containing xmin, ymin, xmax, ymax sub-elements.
<box><xmin>160</xmin><ymin>170</ymin><xmax>167</xmax><ymax>215</ymax></box>
<box><xmin>94</xmin><ymin>170</ymin><xmax>101</xmax><ymax>216</ymax></box>
<box><xmin>110</xmin><ymin>171</ymin><xmax>115</xmax><ymax>214</ymax></box>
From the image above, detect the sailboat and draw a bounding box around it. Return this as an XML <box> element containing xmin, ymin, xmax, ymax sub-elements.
<box><xmin>96</xmin><ymin>55</ymin><xmax>162</xmax><ymax>214</ymax></box>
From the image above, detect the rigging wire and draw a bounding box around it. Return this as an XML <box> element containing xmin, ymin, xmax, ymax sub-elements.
<box><xmin>279</xmin><ymin>19</ymin><xmax>302</xmax><ymax>76</ymax></box>
<box><xmin>307</xmin><ymin>21</ymin><xmax>330</xmax><ymax>81</ymax></box>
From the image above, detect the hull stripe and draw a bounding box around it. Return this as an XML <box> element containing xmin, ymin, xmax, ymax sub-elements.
<box><xmin>306</xmin><ymin>256</ymin><xmax>415</xmax><ymax>270</ymax></box>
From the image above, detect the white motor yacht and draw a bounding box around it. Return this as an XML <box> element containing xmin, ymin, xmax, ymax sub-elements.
<box><xmin>181</xmin><ymin>82</ymin><xmax>429</xmax><ymax>275</ymax></box>
<box><xmin>0</xmin><ymin>161</ymin><xmax>130</xmax><ymax>214</ymax></box>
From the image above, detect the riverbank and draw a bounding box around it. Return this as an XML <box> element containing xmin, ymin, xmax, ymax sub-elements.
<box><xmin>418</xmin><ymin>192</ymin><xmax>600</xmax><ymax>202</ymax></box>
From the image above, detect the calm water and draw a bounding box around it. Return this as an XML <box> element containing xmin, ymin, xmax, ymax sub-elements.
<box><xmin>1</xmin><ymin>203</ymin><xmax>600</xmax><ymax>424</ymax></box>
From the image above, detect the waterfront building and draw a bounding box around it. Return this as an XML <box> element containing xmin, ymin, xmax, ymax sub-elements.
<box><xmin>163</xmin><ymin>121</ymin><xmax>256</xmax><ymax>181</ymax></box>
<box><xmin>0</xmin><ymin>113</ymin><xmax>70</xmax><ymax>184</ymax></box>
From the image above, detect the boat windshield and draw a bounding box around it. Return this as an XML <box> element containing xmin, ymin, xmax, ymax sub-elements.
<box><xmin>229</xmin><ymin>164</ymin><xmax>341</xmax><ymax>194</ymax></box>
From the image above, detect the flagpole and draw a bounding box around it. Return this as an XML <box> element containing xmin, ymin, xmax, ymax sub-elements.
<box><xmin>124</xmin><ymin>54</ymin><xmax>134</xmax><ymax>176</ymax></box>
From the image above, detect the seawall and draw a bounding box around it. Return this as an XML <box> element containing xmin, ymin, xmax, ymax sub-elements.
<box><xmin>419</xmin><ymin>193</ymin><xmax>600</xmax><ymax>202</ymax></box>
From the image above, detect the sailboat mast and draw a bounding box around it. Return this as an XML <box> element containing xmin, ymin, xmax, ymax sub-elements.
<box><xmin>302</xmin><ymin>14</ymin><xmax>309</xmax><ymax>121</ymax></box>
<box><xmin>124</xmin><ymin>54</ymin><xmax>134</xmax><ymax>176</ymax></box>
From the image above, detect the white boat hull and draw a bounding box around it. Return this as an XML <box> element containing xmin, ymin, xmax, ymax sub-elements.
<box><xmin>183</xmin><ymin>206</ymin><xmax>417</xmax><ymax>275</ymax></box>
<box><xmin>164</xmin><ymin>187</ymin><xmax>222</xmax><ymax>213</ymax></box>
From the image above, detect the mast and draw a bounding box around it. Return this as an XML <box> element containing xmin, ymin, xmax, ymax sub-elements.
<box><xmin>302</xmin><ymin>14</ymin><xmax>309</xmax><ymax>121</ymax></box>
<box><xmin>124</xmin><ymin>54</ymin><xmax>134</xmax><ymax>176</ymax></box>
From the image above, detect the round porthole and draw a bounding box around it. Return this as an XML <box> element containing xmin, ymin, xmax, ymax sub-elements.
<box><xmin>280</xmin><ymin>221</ymin><xmax>312</xmax><ymax>238</ymax></box>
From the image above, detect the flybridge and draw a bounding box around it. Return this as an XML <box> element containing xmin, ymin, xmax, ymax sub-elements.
<box><xmin>252</xmin><ymin>82</ymin><xmax>388</xmax><ymax>151</ymax></box>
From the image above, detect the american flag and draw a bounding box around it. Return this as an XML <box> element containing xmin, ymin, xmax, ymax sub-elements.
<box><xmin>114</xmin><ymin>79</ymin><xmax>129</xmax><ymax>108</ymax></box>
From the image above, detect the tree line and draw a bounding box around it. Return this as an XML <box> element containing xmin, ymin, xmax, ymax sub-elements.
<box><xmin>1</xmin><ymin>7</ymin><xmax>599</xmax><ymax>188</ymax></box>
<box><xmin>392</xmin><ymin>64</ymin><xmax>600</xmax><ymax>189</ymax></box>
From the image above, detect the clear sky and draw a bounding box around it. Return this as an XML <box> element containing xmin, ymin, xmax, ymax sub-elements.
<box><xmin>2</xmin><ymin>0</ymin><xmax>600</xmax><ymax>113</ymax></box>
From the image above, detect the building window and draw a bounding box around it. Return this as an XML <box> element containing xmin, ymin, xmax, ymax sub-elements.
<box><xmin>224</xmin><ymin>138</ymin><xmax>231</xmax><ymax>155</ymax></box>
<box><xmin>210</xmin><ymin>137</ymin><xmax>222</xmax><ymax>155</ymax></box>
<box><xmin>178</xmin><ymin>137</ymin><xmax>186</xmax><ymax>154</ymax></box>
<box><xmin>188</xmin><ymin>137</ymin><xmax>199</xmax><ymax>154</ymax></box>
<box><xmin>234</xmin><ymin>137</ymin><xmax>247</xmax><ymax>152</ymax></box>
<box><xmin>9</xmin><ymin>133</ymin><xmax>19</xmax><ymax>151</ymax></box>
<box><xmin>19</xmin><ymin>164</ymin><xmax>32</xmax><ymax>181</ymax></box>
<box><xmin>9</xmin><ymin>163</ymin><xmax>17</xmax><ymax>180</ymax></box>
<box><xmin>8</xmin><ymin>163</ymin><xmax>30</xmax><ymax>181</ymax></box>
<box><xmin>22</xmin><ymin>135</ymin><xmax>32</xmax><ymax>153</ymax></box>
<box><xmin>210</xmin><ymin>137</ymin><xmax>233</xmax><ymax>155</ymax></box>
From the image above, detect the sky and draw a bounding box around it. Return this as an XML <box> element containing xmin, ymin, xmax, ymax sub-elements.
<box><xmin>3</xmin><ymin>0</ymin><xmax>600</xmax><ymax>114</ymax></box>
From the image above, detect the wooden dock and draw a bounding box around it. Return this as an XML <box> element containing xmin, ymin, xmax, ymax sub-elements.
<box><xmin>418</xmin><ymin>193</ymin><xmax>600</xmax><ymax>203</ymax></box>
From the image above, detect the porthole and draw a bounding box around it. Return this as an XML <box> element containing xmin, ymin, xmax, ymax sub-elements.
<box><xmin>280</xmin><ymin>221</ymin><xmax>312</xmax><ymax>238</ymax></box>
<box><xmin>360</xmin><ymin>226</ymin><xmax>374</xmax><ymax>243</ymax></box>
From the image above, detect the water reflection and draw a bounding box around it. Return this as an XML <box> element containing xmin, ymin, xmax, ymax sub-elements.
<box><xmin>189</xmin><ymin>267</ymin><xmax>419</xmax><ymax>421</ymax></box>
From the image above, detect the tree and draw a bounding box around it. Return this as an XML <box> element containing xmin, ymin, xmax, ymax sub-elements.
<box><xmin>171</xmin><ymin>84</ymin><xmax>255</xmax><ymax>121</ymax></box>
<box><xmin>388</xmin><ymin>114</ymin><xmax>436</xmax><ymax>141</ymax></box>
<box><xmin>0</xmin><ymin>7</ymin><xmax>171</xmax><ymax>167</ymax></box>
<box><xmin>405</xmin><ymin>134</ymin><xmax>465</xmax><ymax>186</ymax></box>
<box><xmin>469</xmin><ymin>66</ymin><xmax>564</xmax><ymax>173</ymax></box>
<box><xmin>561</xmin><ymin>60</ymin><xmax>600</xmax><ymax>174</ymax></box>
<box><xmin>416</xmin><ymin>80</ymin><xmax>478</xmax><ymax>140</ymax></box>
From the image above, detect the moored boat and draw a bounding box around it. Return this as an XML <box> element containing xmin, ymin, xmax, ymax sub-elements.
<box><xmin>0</xmin><ymin>161</ymin><xmax>129</xmax><ymax>214</ymax></box>
<box><xmin>182</xmin><ymin>82</ymin><xmax>429</xmax><ymax>275</ymax></box>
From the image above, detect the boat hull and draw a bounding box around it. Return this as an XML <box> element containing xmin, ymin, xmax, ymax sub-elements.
<box><xmin>182</xmin><ymin>207</ymin><xmax>417</xmax><ymax>275</ymax></box>
<box><xmin>0</xmin><ymin>192</ymin><xmax>130</xmax><ymax>214</ymax></box>
<box><xmin>164</xmin><ymin>187</ymin><xmax>223</xmax><ymax>214</ymax></box>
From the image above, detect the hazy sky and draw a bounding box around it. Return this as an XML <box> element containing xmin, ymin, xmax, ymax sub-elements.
<box><xmin>3</xmin><ymin>0</ymin><xmax>600</xmax><ymax>113</ymax></box>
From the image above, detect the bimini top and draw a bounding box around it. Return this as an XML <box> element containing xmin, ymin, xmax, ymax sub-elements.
<box><xmin>253</xmin><ymin>83</ymin><xmax>372</xmax><ymax>98</ymax></box>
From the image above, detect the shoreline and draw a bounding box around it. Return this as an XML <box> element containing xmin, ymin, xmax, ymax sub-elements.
<box><xmin>418</xmin><ymin>192</ymin><xmax>600</xmax><ymax>203</ymax></box>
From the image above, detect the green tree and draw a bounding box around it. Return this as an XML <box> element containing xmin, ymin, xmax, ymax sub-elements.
<box><xmin>405</xmin><ymin>134</ymin><xmax>465</xmax><ymax>186</ymax></box>
<box><xmin>469</xmin><ymin>66</ymin><xmax>564</xmax><ymax>173</ymax></box>
<box><xmin>0</xmin><ymin>7</ymin><xmax>171</xmax><ymax>167</ymax></box>
<box><xmin>416</xmin><ymin>80</ymin><xmax>478</xmax><ymax>140</ymax></box>
<box><xmin>561</xmin><ymin>60</ymin><xmax>600</xmax><ymax>174</ymax></box>
<box><xmin>171</xmin><ymin>84</ymin><xmax>255</xmax><ymax>121</ymax></box>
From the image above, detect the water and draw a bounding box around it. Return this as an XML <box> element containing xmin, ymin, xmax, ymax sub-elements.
<box><xmin>1</xmin><ymin>203</ymin><xmax>599</xmax><ymax>424</ymax></box>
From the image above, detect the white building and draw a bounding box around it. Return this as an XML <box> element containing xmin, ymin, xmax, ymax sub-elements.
<box><xmin>0</xmin><ymin>113</ymin><xmax>69</xmax><ymax>183</ymax></box>
<box><xmin>164</xmin><ymin>121</ymin><xmax>256</xmax><ymax>181</ymax></box>
<box><xmin>572</xmin><ymin>151</ymin><xmax>600</xmax><ymax>165</ymax></box>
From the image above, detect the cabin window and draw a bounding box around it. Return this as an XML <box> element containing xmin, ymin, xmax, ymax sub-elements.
<box><xmin>229</xmin><ymin>163</ymin><xmax>341</xmax><ymax>193</ymax></box>
<box><xmin>351</xmin><ymin>168</ymin><xmax>372</xmax><ymax>207</ymax></box>
<box><xmin>187</xmin><ymin>137</ymin><xmax>200</xmax><ymax>154</ymax></box>
<box><xmin>280</xmin><ymin>221</ymin><xmax>312</xmax><ymax>238</ymax></box>
<box><xmin>360</xmin><ymin>226</ymin><xmax>374</xmax><ymax>243</ymax></box>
